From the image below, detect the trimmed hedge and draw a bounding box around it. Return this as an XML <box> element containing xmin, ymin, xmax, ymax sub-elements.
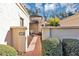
<box><xmin>42</xmin><ymin>38</ymin><xmax>62</xmax><ymax>56</ymax></box>
<box><xmin>0</xmin><ymin>44</ymin><xmax>18</xmax><ymax>56</ymax></box>
<box><xmin>62</xmin><ymin>39</ymin><xmax>79</xmax><ymax>56</ymax></box>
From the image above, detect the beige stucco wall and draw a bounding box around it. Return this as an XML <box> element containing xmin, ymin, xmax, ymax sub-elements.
<box><xmin>42</xmin><ymin>26</ymin><xmax>79</xmax><ymax>40</ymax></box>
<box><xmin>60</xmin><ymin>13</ymin><xmax>79</xmax><ymax>26</ymax></box>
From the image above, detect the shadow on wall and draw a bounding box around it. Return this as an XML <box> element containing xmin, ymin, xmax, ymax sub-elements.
<box><xmin>27</xmin><ymin>35</ymin><xmax>33</xmax><ymax>47</ymax></box>
<box><xmin>5</xmin><ymin>30</ymin><xmax>12</xmax><ymax>46</ymax></box>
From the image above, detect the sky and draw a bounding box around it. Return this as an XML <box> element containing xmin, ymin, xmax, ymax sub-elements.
<box><xmin>24</xmin><ymin>3</ymin><xmax>79</xmax><ymax>20</ymax></box>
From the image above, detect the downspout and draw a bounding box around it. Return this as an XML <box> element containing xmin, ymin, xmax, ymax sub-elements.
<box><xmin>49</xmin><ymin>28</ymin><xmax>52</xmax><ymax>38</ymax></box>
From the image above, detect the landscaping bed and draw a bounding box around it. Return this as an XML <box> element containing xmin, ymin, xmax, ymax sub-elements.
<box><xmin>42</xmin><ymin>38</ymin><xmax>79</xmax><ymax>56</ymax></box>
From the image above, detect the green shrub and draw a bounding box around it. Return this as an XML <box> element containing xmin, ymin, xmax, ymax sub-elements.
<box><xmin>0</xmin><ymin>44</ymin><xmax>18</xmax><ymax>56</ymax></box>
<box><xmin>42</xmin><ymin>38</ymin><xmax>62</xmax><ymax>56</ymax></box>
<box><xmin>62</xmin><ymin>39</ymin><xmax>79</xmax><ymax>56</ymax></box>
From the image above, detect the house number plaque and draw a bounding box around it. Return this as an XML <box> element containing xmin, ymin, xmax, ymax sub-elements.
<box><xmin>19</xmin><ymin>32</ymin><xmax>25</xmax><ymax>36</ymax></box>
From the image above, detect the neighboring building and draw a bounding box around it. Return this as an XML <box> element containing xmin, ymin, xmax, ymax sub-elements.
<box><xmin>0</xmin><ymin>3</ymin><xmax>29</xmax><ymax>51</ymax></box>
<box><xmin>42</xmin><ymin>13</ymin><xmax>79</xmax><ymax>40</ymax></box>
<box><xmin>30</xmin><ymin>15</ymin><xmax>45</xmax><ymax>34</ymax></box>
<box><xmin>60</xmin><ymin>13</ymin><xmax>79</xmax><ymax>26</ymax></box>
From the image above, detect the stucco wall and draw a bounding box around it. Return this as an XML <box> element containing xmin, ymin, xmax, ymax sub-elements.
<box><xmin>42</xmin><ymin>26</ymin><xmax>79</xmax><ymax>40</ymax></box>
<box><xmin>0</xmin><ymin>3</ymin><xmax>29</xmax><ymax>47</ymax></box>
<box><xmin>60</xmin><ymin>13</ymin><xmax>79</xmax><ymax>26</ymax></box>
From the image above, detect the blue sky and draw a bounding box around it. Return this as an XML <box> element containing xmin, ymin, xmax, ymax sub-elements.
<box><xmin>24</xmin><ymin>3</ymin><xmax>79</xmax><ymax>19</ymax></box>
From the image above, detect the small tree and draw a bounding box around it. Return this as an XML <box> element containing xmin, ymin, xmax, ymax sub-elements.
<box><xmin>48</xmin><ymin>17</ymin><xmax>60</xmax><ymax>26</ymax></box>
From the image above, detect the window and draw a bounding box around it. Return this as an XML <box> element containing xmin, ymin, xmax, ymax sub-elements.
<box><xmin>20</xmin><ymin>17</ymin><xmax>24</xmax><ymax>26</ymax></box>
